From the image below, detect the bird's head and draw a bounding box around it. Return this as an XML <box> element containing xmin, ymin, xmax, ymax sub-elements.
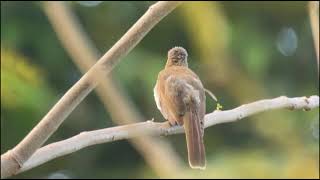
<box><xmin>166</xmin><ymin>47</ymin><xmax>188</xmax><ymax>67</ymax></box>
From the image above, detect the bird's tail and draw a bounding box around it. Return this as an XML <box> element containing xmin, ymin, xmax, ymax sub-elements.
<box><xmin>183</xmin><ymin>102</ymin><xmax>206</xmax><ymax>170</ymax></box>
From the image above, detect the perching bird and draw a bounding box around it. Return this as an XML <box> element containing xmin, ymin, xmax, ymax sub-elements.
<box><xmin>154</xmin><ymin>47</ymin><xmax>206</xmax><ymax>169</ymax></box>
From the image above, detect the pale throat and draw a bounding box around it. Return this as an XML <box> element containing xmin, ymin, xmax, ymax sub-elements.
<box><xmin>165</xmin><ymin>58</ymin><xmax>188</xmax><ymax>68</ymax></box>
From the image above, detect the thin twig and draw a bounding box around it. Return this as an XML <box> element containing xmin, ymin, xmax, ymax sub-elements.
<box><xmin>42</xmin><ymin>1</ymin><xmax>184</xmax><ymax>177</ymax></box>
<box><xmin>15</xmin><ymin>95</ymin><xmax>319</xmax><ymax>175</ymax></box>
<box><xmin>0</xmin><ymin>2</ymin><xmax>182</xmax><ymax>178</ymax></box>
<box><xmin>308</xmin><ymin>1</ymin><xmax>319</xmax><ymax>72</ymax></box>
<box><xmin>204</xmin><ymin>88</ymin><xmax>218</xmax><ymax>102</ymax></box>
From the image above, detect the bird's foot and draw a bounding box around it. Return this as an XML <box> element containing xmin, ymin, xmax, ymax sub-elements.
<box><xmin>168</xmin><ymin>120</ymin><xmax>182</xmax><ymax>127</ymax></box>
<box><xmin>147</xmin><ymin>118</ymin><xmax>155</xmax><ymax>123</ymax></box>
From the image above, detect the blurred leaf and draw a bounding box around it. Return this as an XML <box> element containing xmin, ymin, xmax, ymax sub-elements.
<box><xmin>1</xmin><ymin>48</ymin><xmax>54</xmax><ymax>111</ymax></box>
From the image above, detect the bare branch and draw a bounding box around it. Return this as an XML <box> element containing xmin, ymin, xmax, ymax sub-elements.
<box><xmin>0</xmin><ymin>2</ymin><xmax>182</xmax><ymax>178</ymax></box>
<box><xmin>15</xmin><ymin>95</ymin><xmax>319</xmax><ymax>176</ymax></box>
<box><xmin>309</xmin><ymin>1</ymin><xmax>319</xmax><ymax>70</ymax></box>
<box><xmin>42</xmin><ymin>1</ymin><xmax>184</xmax><ymax>177</ymax></box>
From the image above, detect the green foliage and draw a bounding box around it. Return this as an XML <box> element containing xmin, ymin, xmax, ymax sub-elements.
<box><xmin>1</xmin><ymin>48</ymin><xmax>53</xmax><ymax>111</ymax></box>
<box><xmin>216</xmin><ymin>103</ymin><xmax>223</xmax><ymax>111</ymax></box>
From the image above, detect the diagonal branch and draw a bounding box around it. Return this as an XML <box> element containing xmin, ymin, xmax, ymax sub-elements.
<box><xmin>42</xmin><ymin>1</ymin><xmax>183</xmax><ymax>177</ymax></box>
<box><xmin>0</xmin><ymin>1</ymin><xmax>182</xmax><ymax>178</ymax></box>
<box><xmin>14</xmin><ymin>95</ymin><xmax>319</xmax><ymax>176</ymax></box>
<box><xmin>308</xmin><ymin>1</ymin><xmax>319</xmax><ymax>72</ymax></box>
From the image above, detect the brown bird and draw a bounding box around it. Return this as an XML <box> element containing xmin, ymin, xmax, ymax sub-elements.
<box><xmin>154</xmin><ymin>47</ymin><xmax>206</xmax><ymax>169</ymax></box>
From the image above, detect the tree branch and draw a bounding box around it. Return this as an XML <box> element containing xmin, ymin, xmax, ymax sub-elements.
<box><xmin>308</xmin><ymin>1</ymin><xmax>319</xmax><ymax>72</ymax></box>
<box><xmin>14</xmin><ymin>95</ymin><xmax>319</xmax><ymax>176</ymax></box>
<box><xmin>0</xmin><ymin>1</ymin><xmax>182</xmax><ymax>178</ymax></box>
<box><xmin>42</xmin><ymin>1</ymin><xmax>184</xmax><ymax>177</ymax></box>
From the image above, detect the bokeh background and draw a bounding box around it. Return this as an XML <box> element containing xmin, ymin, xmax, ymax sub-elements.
<box><xmin>1</xmin><ymin>1</ymin><xmax>319</xmax><ymax>178</ymax></box>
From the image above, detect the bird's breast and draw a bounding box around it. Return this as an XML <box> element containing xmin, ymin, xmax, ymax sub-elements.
<box><xmin>153</xmin><ymin>83</ymin><xmax>161</xmax><ymax>111</ymax></box>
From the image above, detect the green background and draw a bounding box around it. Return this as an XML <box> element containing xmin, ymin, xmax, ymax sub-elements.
<box><xmin>1</xmin><ymin>1</ymin><xmax>319</xmax><ymax>178</ymax></box>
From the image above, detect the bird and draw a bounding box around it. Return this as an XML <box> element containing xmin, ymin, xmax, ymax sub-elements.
<box><xmin>154</xmin><ymin>46</ymin><xmax>206</xmax><ymax>169</ymax></box>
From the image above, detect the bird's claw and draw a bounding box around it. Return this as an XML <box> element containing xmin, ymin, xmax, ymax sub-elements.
<box><xmin>147</xmin><ymin>118</ymin><xmax>155</xmax><ymax>123</ymax></box>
